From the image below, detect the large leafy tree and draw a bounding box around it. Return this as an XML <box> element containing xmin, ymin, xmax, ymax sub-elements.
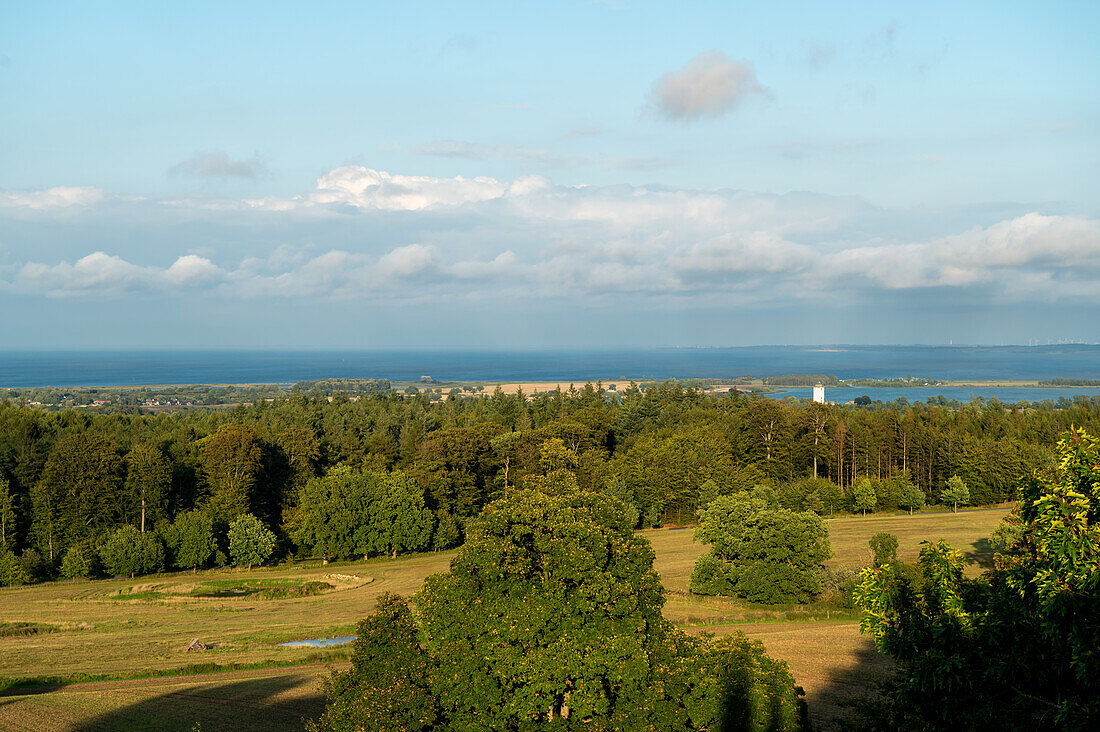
<box><xmin>100</xmin><ymin>524</ymin><xmax>165</xmax><ymax>578</ymax></box>
<box><xmin>201</xmin><ymin>425</ymin><xmax>263</xmax><ymax>524</ymax></box>
<box><xmin>227</xmin><ymin>513</ymin><xmax>276</xmax><ymax>570</ymax></box>
<box><xmin>165</xmin><ymin>509</ymin><xmax>218</xmax><ymax>571</ymax></box>
<box><xmin>851</xmin><ymin>477</ymin><xmax>877</xmax><ymax>515</ymax></box>
<box><xmin>124</xmin><ymin>443</ymin><xmax>171</xmax><ymax>533</ymax></box>
<box><xmin>690</xmin><ymin>492</ymin><xmax>832</xmax><ymax>604</ymax></box>
<box><xmin>295</xmin><ymin>466</ymin><xmax>377</xmax><ymax>561</ymax></box>
<box><xmin>855</xmin><ymin>427</ymin><xmax>1100</xmax><ymax>729</ymax></box>
<box><xmin>368</xmin><ymin>471</ymin><xmax>433</xmax><ymax>558</ymax></box>
<box><xmin>32</xmin><ymin>433</ymin><xmax>124</xmax><ymax>561</ymax></box>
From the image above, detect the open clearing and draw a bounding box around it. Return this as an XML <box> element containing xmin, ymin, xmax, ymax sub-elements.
<box><xmin>0</xmin><ymin>507</ymin><xmax>1007</xmax><ymax>730</ymax></box>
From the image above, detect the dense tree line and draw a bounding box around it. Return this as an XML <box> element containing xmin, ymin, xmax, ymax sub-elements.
<box><xmin>0</xmin><ymin>383</ymin><xmax>1097</xmax><ymax>581</ymax></box>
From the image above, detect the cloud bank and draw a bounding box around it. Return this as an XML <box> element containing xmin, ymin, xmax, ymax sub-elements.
<box><xmin>2</xmin><ymin>168</ymin><xmax>1097</xmax><ymax>310</ymax></box>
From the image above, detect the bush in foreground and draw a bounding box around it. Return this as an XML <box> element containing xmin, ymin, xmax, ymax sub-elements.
<box><xmin>312</xmin><ymin>484</ymin><xmax>806</xmax><ymax>731</ymax></box>
<box><xmin>855</xmin><ymin>427</ymin><xmax>1100</xmax><ymax>729</ymax></box>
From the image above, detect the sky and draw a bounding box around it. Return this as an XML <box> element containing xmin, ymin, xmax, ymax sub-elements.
<box><xmin>1</xmin><ymin>0</ymin><xmax>1098</xmax><ymax>348</ymax></box>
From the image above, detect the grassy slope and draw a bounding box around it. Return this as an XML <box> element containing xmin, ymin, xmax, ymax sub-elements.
<box><xmin>0</xmin><ymin>508</ymin><xmax>1008</xmax><ymax>731</ymax></box>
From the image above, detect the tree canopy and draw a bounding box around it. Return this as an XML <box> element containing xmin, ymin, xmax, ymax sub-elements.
<box><xmin>690</xmin><ymin>493</ymin><xmax>832</xmax><ymax>604</ymax></box>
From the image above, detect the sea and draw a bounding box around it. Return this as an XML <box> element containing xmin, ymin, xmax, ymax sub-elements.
<box><xmin>1</xmin><ymin>346</ymin><xmax>1098</xmax><ymax>402</ymax></box>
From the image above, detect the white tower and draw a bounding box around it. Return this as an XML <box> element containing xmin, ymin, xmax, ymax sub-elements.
<box><xmin>812</xmin><ymin>383</ymin><xmax>825</xmax><ymax>404</ymax></box>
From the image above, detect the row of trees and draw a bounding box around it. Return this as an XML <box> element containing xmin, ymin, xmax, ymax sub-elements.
<box><xmin>0</xmin><ymin>512</ymin><xmax>276</xmax><ymax>585</ymax></box>
<box><xmin>0</xmin><ymin>383</ymin><xmax>1096</xmax><ymax>581</ymax></box>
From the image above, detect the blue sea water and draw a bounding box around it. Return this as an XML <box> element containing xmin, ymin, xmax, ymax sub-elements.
<box><xmin>279</xmin><ymin>636</ymin><xmax>355</xmax><ymax>648</ymax></box>
<box><xmin>0</xmin><ymin>345</ymin><xmax>1097</xmax><ymax>391</ymax></box>
<box><xmin>770</xmin><ymin>386</ymin><xmax>1100</xmax><ymax>404</ymax></box>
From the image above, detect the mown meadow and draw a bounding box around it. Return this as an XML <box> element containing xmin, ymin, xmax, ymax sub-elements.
<box><xmin>0</xmin><ymin>508</ymin><xmax>1006</xmax><ymax>731</ymax></box>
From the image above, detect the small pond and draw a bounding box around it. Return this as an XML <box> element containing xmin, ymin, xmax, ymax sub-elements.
<box><xmin>280</xmin><ymin>636</ymin><xmax>356</xmax><ymax>648</ymax></box>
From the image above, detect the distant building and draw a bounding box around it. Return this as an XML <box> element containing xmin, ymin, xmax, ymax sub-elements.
<box><xmin>812</xmin><ymin>383</ymin><xmax>825</xmax><ymax>404</ymax></box>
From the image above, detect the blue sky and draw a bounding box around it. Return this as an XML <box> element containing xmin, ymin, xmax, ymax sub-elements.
<box><xmin>1</xmin><ymin>1</ymin><xmax>1097</xmax><ymax>347</ymax></box>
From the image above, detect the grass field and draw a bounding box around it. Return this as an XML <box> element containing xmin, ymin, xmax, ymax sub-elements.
<box><xmin>0</xmin><ymin>507</ymin><xmax>1008</xmax><ymax>730</ymax></box>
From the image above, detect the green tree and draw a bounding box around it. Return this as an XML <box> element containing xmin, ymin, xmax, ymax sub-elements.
<box><xmin>898</xmin><ymin>483</ymin><xmax>926</xmax><ymax>515</ymax></box>
<box><xmin>600</xmin><ymin>475</ymin><xmax>641</xmax><ymax>528</ymax></box>
<box><xmin>165</xmin><ymin>510</ymin><xmax>218</xmax><ymax>571</ymax></box>
<box><xmin>370</xmin><ymin>472</ymin><xmax>434</xmax><ymax>558</ymax></box>
<box><xmin>125</xmin><ymin>443</ymin><xmax>171</xmax><ymax>533</ymax></box>
<box><xmin>32</xmin><ymin>433</ymin><xmax>124</xmax><ymax>561</ymax></box>
<box><xmin>0</xmin><ymin>477</ymin><xmax>15</xmax><ymax>551</ymax></box>
<box><xmin>868</xmin><ymin>532</ymin><xmax>898</xmax><ymax>566</ymax></box>
<box><xmin>416</xmin><ymin>484</ymin><xmax>803</xmax><ymax>728</ymax></box>
<box><xmin>854</xmin><ymin>427</ymin><xmax>1100</xmax><ymax>729</ymax></box>
<box><xmin>310</xmin><ymin>593</ymin><xmax>439</xmax><ymax>731</ymax></box>
<box><xmin>941</xmin><ymin>474</ymin><xmax>970</xmax><ymax>512</ymax></box>
<box><xmin>201</xmin><ymin>425</ymin><xmax>263</xmax><ymax>524</ymax></box>
<box><xmin>60</xmin><ymin>543</ymin><xmax>91</xmax><ymax>579</ymax></box>
<box><xmin>228</xmin><ymin>513</ymin><xmax>276</xmax><ymax>570</ymax></box>
<box><xmin>100</xmin><ymin>524</ymin><xmax>165</xmax><ymax>578</ymax></box>
<box><xmin>690</xmin><ymin>493</ymin><xmax>832</xmax><ymax>604</ymax></box>
<box><xmin>0</xmin><ymin>549</ymin><xmax>28</xmax><ymax>586</ymax></box>
<box><xmin>295</xmin><ymin>466</ymin><xmax>374</xmax><ymax>561</ymax></box>
<box><xmin>851</xmin><ymin>477</ymin><xmax>877</xmax><ymax>515</ymax></box>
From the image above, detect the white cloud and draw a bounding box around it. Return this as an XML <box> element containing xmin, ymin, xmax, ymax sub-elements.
<box><xmin>165</xmin><ymin>254</ymin><xmax>221</xmax><ymax>286</ymax></box>
<box><xmin>378</xmin><ymin>243</ymin><xmax>437</xmax><ymax>278</ymax></box>
<box><xmin>649</xmin><ymin>51</ymin><xmax>769</xmax><ymax>120</ymax></box>
<box><xmin>0</xmin><ymin>186</ymin><xmax>105</xmax><ymax>209</ymax></box>
<box><xmin>310</xmin><ymin>166</ymin><xmax>507</xmax><ymax>210</ymax></box>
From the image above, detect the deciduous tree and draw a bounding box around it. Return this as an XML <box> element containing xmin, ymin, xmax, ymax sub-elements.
<box><xmin>125</xmin><ymin>443</ymin><xmax>171</xmax><ymax>533</ymax></box>
<box><xmin>100</xmin><ymin>524</ymin><xmax>164</xmax><ymax>578</ymax></box>
<box><xmin>941</xmin><ymin>474</ymin><xmax>969</xmax><ymax>512</ymax></box>
<box><xmin>690</xmin><ymin>493</ymin><xmax>832</xmax><ymax>604</ymax></box>
<box><xmin>228</xmin><ymin>513</ymin><xmax>276</xmax><ymax>570</ymax></box>
<box><xmin>166</xmin><ymin>510</ymin><xmax>218</xmax><ymax>571</ymax></box>
<box><xmin>201</xmin><ymin>425</ymin><xmax>263</xmax><ymax>524</ymax></box>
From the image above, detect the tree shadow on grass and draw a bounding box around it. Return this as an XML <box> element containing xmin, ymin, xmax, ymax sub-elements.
<box><xmin>962</xmin><ymin>537</ymin><xmax>996</xmax><ymax>571</ymax></box>
<box><xmin>803</xmin><ymin>641</ymin><xmax>896</xmax><ymax>732</ymax></box>
<box><xmin>69</xmin><ymin>672</ymin><xmax>327</xmax><ymax>732</ymax></box>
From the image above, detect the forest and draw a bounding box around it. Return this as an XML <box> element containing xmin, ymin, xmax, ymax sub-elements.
<box><xmin>2</xmin><ymin>381</ymin><xmax>1098</xmax><ymax>582</ymax></box>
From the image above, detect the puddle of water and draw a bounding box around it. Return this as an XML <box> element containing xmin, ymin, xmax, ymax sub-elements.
<box><xmin>279</xmin><ymin>636</ymin><xmax>356</xmax><ymax>648</ymax></box>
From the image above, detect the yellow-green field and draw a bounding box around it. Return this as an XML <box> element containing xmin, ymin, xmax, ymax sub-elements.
<box><xmin>0</xmin><ymin>508</ymin><xmax>1008</xmax><ymax>731</ymax></box>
